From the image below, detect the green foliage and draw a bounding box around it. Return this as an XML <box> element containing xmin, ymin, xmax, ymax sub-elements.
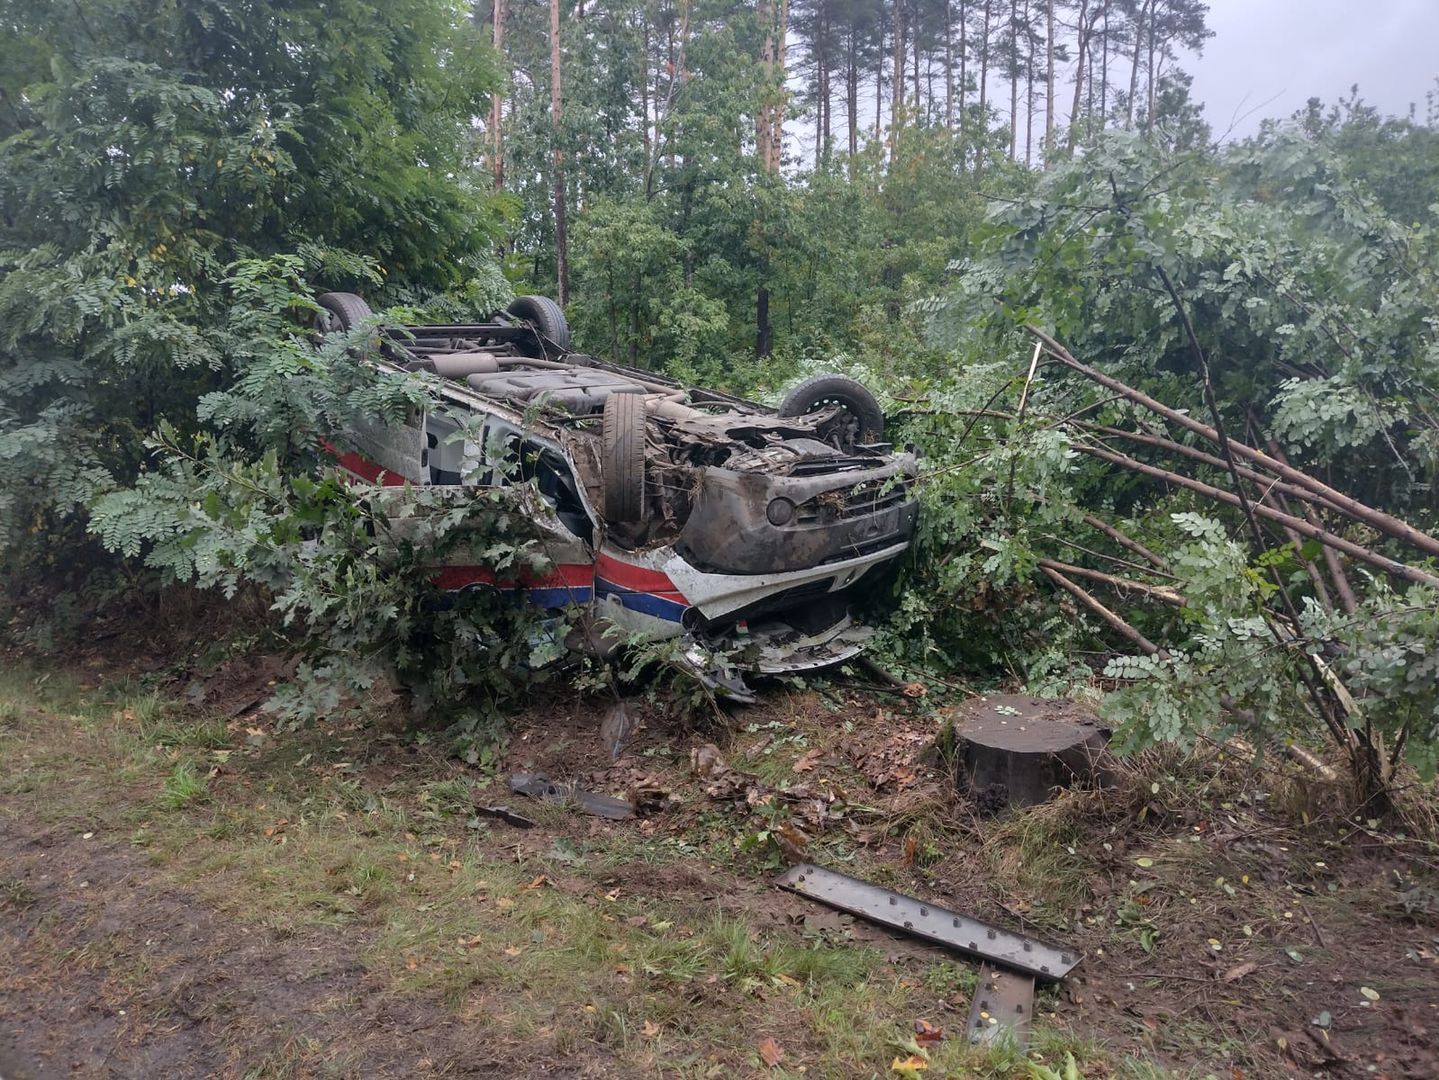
<box><xmin>0</xmin><ymin>0</ymin><xmax>504</xmax><ymax>569</ymax></box>
<box><xmin>903</xmin><ymin>118</ymin><xmax>1439</xmax><ymax>786</ymax></box>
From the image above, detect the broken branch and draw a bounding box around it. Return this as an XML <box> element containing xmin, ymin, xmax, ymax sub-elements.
<box><xmin>1081</xmin><ymin>512</ymin><xmax>1171</xmax><ymax>572</ymax></box>
<box><xmin>1040</xmin><ymin>564</ymin><xmax>1164</xmax><ymax>656</ymax></box>
<box><xmin>1035</xmin><ymin>558</ymin><xmax>1186</xmax><ymax>607</ymax></box>
<box><xmin>1073</xmin><ymin>443</ymin><xmax>1439</xmax><ymax>589</ymax></box>
<box><xmin>1025</xmin><ymin>326</ymin><xmax>1439</xmax><ymax>560</ymax></box>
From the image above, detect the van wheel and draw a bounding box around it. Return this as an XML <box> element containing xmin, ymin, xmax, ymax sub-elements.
<box><xmin>314</xmin><ymin>292</ymin><xmax>373</xmax><ymax>333</ymax></box>
<box><xmin>601</xmin><ymin>392</ymin><xmax>646</xmax><ymax>522</ymax></box>
<box><xmin>777</xmin><ymin>374</ymin><xmax>885</xmax><ymax>443</ymax></box>
<box><xmin>507</xmin><ymin>295</ymin><xmax>571</xmax><ymax>350</ymax></box>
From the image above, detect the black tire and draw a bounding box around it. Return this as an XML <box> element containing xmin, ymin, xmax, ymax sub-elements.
<box><xmin>315</xmin><ymin>291</ymin><xmax>373</xmax><ymax>334</ymax></box>
<box><xmin>777</xmin><ymin>374</ymin><xmax>885</xmax><ymax>441</ymax></box>
<box><xmin>507</xmin><ymin>295</ymin><xmax>571</xmax><ymax>350</ymax></box>
<box><xmin>601</xmin><ymin>391</ymin><xmax>646</xmax><ymax>522</ymax></box>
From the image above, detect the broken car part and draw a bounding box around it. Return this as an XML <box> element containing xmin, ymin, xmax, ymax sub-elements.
<box><xmin>471</xmin><ymin>804</ymin><xmax>536</xmax><ymax>828</ymax></box>
<box><xmin>966</xmin><ymin>962</ymin><xmax>1035</xmax><ymax>1049</ymax></box>
<box><xmin>775</xmin><ymin>863</ymin><xmax>1079</xmax><ymax>981</ymax></box>
<box><xmin>598</xmin><ymin>701</ymin><xmax>635</xmax><ymax>762</ymax></box>
<box><xmin>508</xmin><ymin>773</ymin><xmax>635</xmax><ymax>821</ymax></box>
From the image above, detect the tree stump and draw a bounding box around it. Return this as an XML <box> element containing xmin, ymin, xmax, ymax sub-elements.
<box><xmin>953</xmin><ymin>695</ymin><xmax>1114</xmax><ymax>811</ymax></box>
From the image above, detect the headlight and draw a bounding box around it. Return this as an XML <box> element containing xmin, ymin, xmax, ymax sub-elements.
<box><xmin>766</xmin><ymin>498</ymin><xmax>795</xmax><ymax>526</ymax></box>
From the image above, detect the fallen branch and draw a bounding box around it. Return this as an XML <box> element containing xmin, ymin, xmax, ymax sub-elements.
<box><xmin>1073</xmin><ymin>443</ymin><xmax>1439</xmax><ymax>589</ymax></box>
<box><xmin>1026</xmin><ymin>326</ymin><xmax>1439</xmax><ymax>560</ymax></box>
<box><xmin>1035</xmin><ymin>558</ymin><xmax>1186</xmax><ymax>607</ymax></box>
<box><xmin>1040</xmin><ymin>564</ymin><xmax>1163</xmax><ymax>656</ymax></box>
<box><xmin>1265</xmin><ymin>436</ymin><xmax>1360</xmax><ymax>615</ymax></box>
<box><xmin>1075</xmin><ymin>422</ymin><xmax>1347</xmax><ymax>518</ymax></box>
<box><xmin>1081</xmin><ymin>512</ymin><xmax>1171</xmax><ymax>572</ymax></box>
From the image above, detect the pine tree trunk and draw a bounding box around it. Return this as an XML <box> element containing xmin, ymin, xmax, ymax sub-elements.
<box><xmin>847</xmin><ymin>28</ymin><xmax>859</xmax><ymax>160</ymax></box>
<box><xmin>1024</xmin><ymin>0</ymin><xmax>1034</xmax><ymax>164</ymax></box>
<box><xmin>1085</xmin><ymin>12</ymin><xmax>1095</xmax><ymax>142</ymax></box>
<box><xmin>758</xmin><ymin>0</ymin><xmax>774</xmax><ymax>167</ymax></box>
<box><xmin>977</xmin><ymin>0</ymin><xmax>990</xmax><ymax>169</ymax></box>
<box><xmin>819</xmin><ymin>6</ymin><xmax>830</xmax><ymax>159</ymax></box>
<box><xmin>1100</xmin><ymin>0</ymin><xmax>1109</xmax><ymax>124</ymax></box>
<box><xmin>774</xmin><ymin>0</ymin><xmax>789</xmax><ymax>171</ymax></box>
<box><xmin>490</xmin><ymin>0</ymin><xmax>506</xmax><ymax>191</ymax></box>
<box><xmin>1009</xmin><ymin>0</ymin><xmax>1019</xmax><ymax>160</ymax></box>
<box><xmin>890</xmin><ymin>0</ymin><xmax>905</xmax><ymax>160</ymax></box>
<box><xmin>641</xmin><ymin>12</ymin><xmax>652</xmax><ymax>193</ymax></box>
<box><xmin>1065</xmin><ymin>0</ymin><xmax>1090</xmax><ymax>155</ymax></box>
<box><xmin>945</xmin><ymin>1</ymin><xmax>954</xmax><ymax>129</ymax></box>
<box><xmin>549</xmin><ymin>0</ymin><xmax>567</xmax><ymax>304</ymax></box>
<box><xmin>874</xmin><ymin>15</ymin><xmax>884</xmax><ymax>139</ymax></box>
<box><xmin>1145</xmin><ymin>0</ymin><xmax>1156</xmax><ymax>132</ymax></box>
<box><xmin>912</xmin><ymin>6</ymin><xmax>921</xmax><ymax>116</ymax></box>
<box><xmin>959</xmin><ymin>0</ymin><xmax>968</xmax><ymax>120</ymax></box>
<box><xmin>1127</xmin><ymin>0</ymin><xmax>1146</xmax><ymax>129</ymax></box>
<box><xmin>1044</xmin><ymin>0</ymin><xmax>1054</xmax><ymax>161</ymax></box>
<box><xmin>926</xmin><ymin>43</ymin><xmax>935</xmax><ymax>118</ymax></box>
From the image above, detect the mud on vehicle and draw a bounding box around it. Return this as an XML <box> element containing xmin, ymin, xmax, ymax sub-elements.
<box><xmin>314</xmin><ymin>292</ymin><xmax>918</xmax><ymax>692</ymax></box>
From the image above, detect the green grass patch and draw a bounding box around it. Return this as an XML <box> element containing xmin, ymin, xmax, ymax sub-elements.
<box><xmin>161</xmin><ymin>759</ymin><xmax>210</xmax><ymax>809</ymax></box>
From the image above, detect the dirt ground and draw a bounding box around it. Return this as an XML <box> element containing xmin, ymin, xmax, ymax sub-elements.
<box><xmin>2</xmin><ymin>636</ymin><xmax>1438</xmax><ymax>1079</ymax></box>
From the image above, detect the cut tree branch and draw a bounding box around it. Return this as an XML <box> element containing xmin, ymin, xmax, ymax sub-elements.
<box><xmin>1026</xmin><ymin>325</ymin><xmax>1439</xmax><ymax>560</ymax></box>
<box><xmin>1040</xmin><ymin>564</ymin><xmax>1164</xmax><ymax>656</ymax></box>
<box><xmin>1074</xmin><ymin>442</ymin><xmax>1439</xmax><ymax>589</ymax></box>
<box><xmin>1081</xmin><ymin>512</ymin><xmax>1171</xmax><ymax>571</ymax></box>
<box><xmin>1036</xmin><ymin>558</ymin><xmax>1186</xmax><ymax>606</ymax></box>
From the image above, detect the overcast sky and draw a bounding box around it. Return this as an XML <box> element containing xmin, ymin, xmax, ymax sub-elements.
<box><xmin>1186</xmin><ymin>0</ymin><xmax>1439</xmax><ymax>140</ymax></box>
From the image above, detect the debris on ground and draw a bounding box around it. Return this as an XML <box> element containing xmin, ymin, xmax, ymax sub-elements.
<box><xmin>508</xmin><ymin>773</ymin><xmax>636</xmax><ymax>820</ymax></box>
<box><xmin>599</xmin><ymin>701</ymin><xmax>635</xmax><ymax>761</ymax></box>
<box><xmin>470</xmin><ymin>803</ymin><xmax>537</xmax><ymax>828</ymax></box>
<box><xmin>775</xmin><ymin>862</ymin><xmax>1079</xmax><ymax>980</ymax></box>
<box><xmin>689</xmin><ymin>743</ymin><xmax>839</xmax><ymax>833</ymax></box>
<box><xmin>966</xmin><ymin>962</ymin><xmax>1035</xmax><ymax>1048</ymax></box>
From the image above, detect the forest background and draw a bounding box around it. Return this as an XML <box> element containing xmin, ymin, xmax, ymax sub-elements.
<box><xmin>3</xmin><ymin>0</ymin><xmax>1439</xmax><ymax>808</ymax></box>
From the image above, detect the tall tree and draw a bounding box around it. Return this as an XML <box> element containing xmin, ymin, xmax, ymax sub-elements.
<box><xmin>1064</xmin><ymin>0</ymin><xmax>1105</xmax><ymax>153</ymax></box>
<box><xmin>550</xmin><ymin>0</ymin><xmax>568</xmax><ymax>303</ymax></box>
<box><xmin>976</xmin><ymin>0</ymin><xmax>992</xmax><ymax>168</ymax></box>
<box><xmin>944</xmin><ymin>0</ymin><xmax>956</xmax><ymax>128</ymax></box>
<box><xmin>1045</xmin><ymin>0</ymin><xmax>1055</xmax><ymax>158</ymax></box>
<box><xmin>891</xmin><ymin>0</ymin><xmax>906</xmax><ymax>158</ymax></box>
<box><xmin>1126</xmin><ymin>0</ymin><xmax>1151</xmax><ymax>129</ymax></box>
<box><xmin>492</xmin><ymin>0</ymin><xmax>507</xmax><ymax>190</ymax></box>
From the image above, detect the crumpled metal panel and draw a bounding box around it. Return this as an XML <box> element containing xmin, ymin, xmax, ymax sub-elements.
<box><xmin>775</xmin><ymin>863</ymin><xmax>1079</xmax><ymax>981</ymax></box>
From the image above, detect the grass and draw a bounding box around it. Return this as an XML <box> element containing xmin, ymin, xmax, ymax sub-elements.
<box><xmin>0</xmin><ymin>660</ymin><xmax>1333</xmax><ymax>1079</ymax></box>
<box><xmin>161</xmin><ymin>760</ymin><xmax>209</xmax><ymax>808</ymax></box>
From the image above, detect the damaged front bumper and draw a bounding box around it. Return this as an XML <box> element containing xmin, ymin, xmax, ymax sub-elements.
<box><xmin>681</xmin><ymin>612</ymin><xmax>873</xmax><ymax>701</ymax></box>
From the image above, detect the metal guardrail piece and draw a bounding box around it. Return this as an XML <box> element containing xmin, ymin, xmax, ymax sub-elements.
<box><xmin>967</xmin><ymin>962</ymin><xmax>1036</xmax><ymax>1048</ymax></box>
<box><xmin>775</xmin><ymin>862</ymin><xmax>1079</xmax><ymax>981</ymax></box>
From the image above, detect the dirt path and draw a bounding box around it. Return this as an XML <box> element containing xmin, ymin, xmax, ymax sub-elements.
<box><xmin>0</xmin><ymin>814</ymin><xmax>596</xmax><ymax>1079</ymax></box>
